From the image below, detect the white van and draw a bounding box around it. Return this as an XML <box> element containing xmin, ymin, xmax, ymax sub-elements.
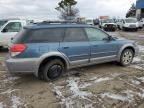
<box><xmin>118</xmin><ymin>18</ymin><xmax>139</xmax><ymax>31</ymax></box>
<box><xmin>0</xmin><ymin>20</ymin><xmax>30</xmax><ymax>47</ymax></box>
<box><xmin>86</xmin><ymin>19</ymin><xmax>94</xmax><ymax>25</ymax></box>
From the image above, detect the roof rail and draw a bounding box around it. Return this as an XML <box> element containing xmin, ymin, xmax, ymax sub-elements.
<box><xmin>35</xmin><ymin>21</ymin><xmax>85</xmax><ymax>25</ymax></box>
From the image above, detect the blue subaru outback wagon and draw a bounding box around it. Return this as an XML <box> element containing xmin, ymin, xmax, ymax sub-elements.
<box><xmin>5</xmin><ymin>22</ymin><xmax>139</xmax><ymax>81</ymax></box>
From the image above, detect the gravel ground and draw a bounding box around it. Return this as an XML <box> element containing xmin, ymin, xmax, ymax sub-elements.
<box><xmin>0</xmin><ymin>30</ymin><xmax>144</xmax><ymax>108</ymax></box>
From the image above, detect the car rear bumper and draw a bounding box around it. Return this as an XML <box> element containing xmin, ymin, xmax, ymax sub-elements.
<box><xmin>5</xmin><ymin>56</ymin><xmax>38</xmax><ymax>74</ymax></box>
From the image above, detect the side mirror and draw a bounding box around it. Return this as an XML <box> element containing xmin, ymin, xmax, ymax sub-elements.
<box><xmin>103</xmin><ymin>36</ymin><xmax>114</xmax><ymax>41</ymax></box>
<box><xmin>11</xmin><ymin>37</ymin><xmax>14</xmax><ymax>43</ymax></box>
<box><xmin>11</xmin><ymin>37</ymin><xmax>13</xmax><ymax>41</ymax></box>
<box><xmin>2</xmin><ymin>28</ymin><xmax>8</xmax><ymax>33</ymax></box>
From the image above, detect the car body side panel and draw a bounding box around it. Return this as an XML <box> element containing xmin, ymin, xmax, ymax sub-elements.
<box><xmin>59</xmin><ymin>42</ymin><xmax>91</xmax><ymax>66</ymax></box>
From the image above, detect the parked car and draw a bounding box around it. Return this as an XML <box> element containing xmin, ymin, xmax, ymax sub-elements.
<box><xmin>99</xmin><ymin>19</ymin><xmax>117</xmax><ymax>31</ymax></box>
<box><xmin>5</xmin><ymin>23</ymin><xmax>139</xmax><ymax>81</ymax></box>
<box><xmin>0</xmin><ymin>19</ymin><xmax>31</xmax><ymax>48</ymax></box>
<box><xmin>118</xmin><ymin>18</ymin><xmax>139</xmax><ymax>31</ymax></box>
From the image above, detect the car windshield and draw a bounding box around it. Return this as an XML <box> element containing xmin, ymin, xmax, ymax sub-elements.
<box><xmin>102</xmin><ymin>19</ymin><xmax>114</xmax><ymax>23</ymax></box>
<box><xmin>0</xmin><ymin>20</ymin><xmax>7</xmax><ymax>28</ymax></box>
<box><xmin>125</xmin><ymin>19</ymin><xmax>137</xmax><ymax>23</ymax></box>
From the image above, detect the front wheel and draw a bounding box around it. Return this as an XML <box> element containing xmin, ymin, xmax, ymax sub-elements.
<box><xmin>120</xmin><ymin>49</ymin><xmax>134</xmax><ymax>66</ymax></box>
<box><xmin>122</xmin><ymin>27</ymin><xmax>126</xmax><ymax>31</ymax></box>
<box><xmin>134</xmin><ymin>28</ymin><xmax>138</xmax><ymax>32</ymax></box>
<box><xmin>42</xmin><ymin>59</ymin><xmax>65</xmax><ymax>81</ymax></box>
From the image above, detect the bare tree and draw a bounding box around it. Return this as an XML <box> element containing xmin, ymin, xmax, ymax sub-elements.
<box><xmin>55</xmin><ymin>0</ymin><xmax>79</xmax><ymax>21</ymax></box>
<box><xmin>126</xmin><ymin>3</ymin><xmax>136</xmax><ymax>18</ymax></box>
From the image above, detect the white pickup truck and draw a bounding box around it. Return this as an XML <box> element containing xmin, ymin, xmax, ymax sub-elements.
<box><xmin>0</xmin><ymin>19</ymin><xmax>31</xmax><ymax>47</ymax></box>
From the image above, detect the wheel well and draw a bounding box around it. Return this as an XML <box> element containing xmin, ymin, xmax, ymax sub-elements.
<box><xmin>38</xmin><ymin>56</ymin><xmax>67</xmax><ymax>76</ymax></box>
<box><xmin>123</xmin><ymin>47</ymin><xmax>135</xmax><ymax>55</ymax></box>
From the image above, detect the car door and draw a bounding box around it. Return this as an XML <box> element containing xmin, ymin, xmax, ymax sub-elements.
<box><xmin>0</xmin><ymin>22</ymin><xmax>22</xmax><ymax>46</ymax></box>
<box><xmin>85</xmin><ymin>27</ymin><xmax>118</xmax><ymax>63</ymax></box>
<box><xmin>59</xmin><ymin>27</ymin><xmax>90</xmax><ymax>67</ymax></box>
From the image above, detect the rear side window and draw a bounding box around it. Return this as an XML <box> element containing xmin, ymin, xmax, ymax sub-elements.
<box><xmin>14</xmin><ymin>28</ymin><xmax>65</xmax><ymax>43</ymax></box>
<box><xmin>26</xmin><ymin>28</ymin><xmax>64</xmax><ymax>43</ymax></box>
<box><xmin>64</xmin><ymin>28</ymin><xmax>87</xmax><ymax>42</ymax></box>
<box><xmin>13</xmin><ymin>29</ymin><xmax>29</xmax><ymax>43</ymax></box>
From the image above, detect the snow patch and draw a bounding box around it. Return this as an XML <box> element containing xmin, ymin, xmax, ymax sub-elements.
<box><xmin>67</xmin><ymin>78</ymin><xmax>92</xmax><ymax>98</ymax></box>
<box><xmin>123</xmin><ymin>90</ymin><xmax>144</xmax><ymax>99</ymax></box>
<box><xmin>94</xmin><ymin>77</ymin><xmax>113</xmax><ymax>83</ymax></box>
<box><xmin>79</xmin><ymin>83</ymin><xmax>92</xmax><ymax>89</ymax></box>
<box><xmin>139</xmin><ymin>45</ymin><xmax>144</xmax><ymax>52</ymax></box>
<box><xmin>53</xmin><ymin>86</ymin><xmax>64</xmax><ymax>98</ymax></box>
<box><xmin>137</xmin><ymin>77</ymin><xmax>144</xmax><ymax>82</ymax></box>
<box><xmin>52</xmin><ymin>77</ymin><xmax>95</xmax><ymax>108</ymax></box>
<box><xmin>3</xmin><ymin>76</ymin><xmax>20</xmax><ymax>83</ymax></box>
<box><xmin>0</xmin><ymin>89</ymin><xmax>19</xmax><ymax>94</ymax></box>
<box><xmin>101</xmin><ymin>92</ymin><xmax>132</xmax><ymax>102</ymax></box>
<box><xmin>130</xmin><ymin>65</ymin><xmax>144</xmax><ymax>70</ymax></box>
<box><xmin>133</xmin><ymin>57</ymin><xmax>142</xmax><ymax>63</ymax></box>
<box><xmin>0</xmin><ymin>102</ymin><xmax>3</xmax><ymax>108</ymax></box>
<box><xmin>90</xmin><ymin>77</ymin><xmax>97</xmax><ymax>81</ymax></box>
<box><xmin>11</xmin><ymin>96</ymin><xmax>23</xmax><ymax>108</ymax></box>
<box><xmin>131</xmin><ymin>80</ymin><xmax>141</xmax><ymax>85</ymax></box>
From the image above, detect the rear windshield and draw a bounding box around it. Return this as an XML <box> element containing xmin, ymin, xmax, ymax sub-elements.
<box><xmin>13</xmin><ymin>28</ymin><xmax>65</xmax><ymax>43</ymax></box>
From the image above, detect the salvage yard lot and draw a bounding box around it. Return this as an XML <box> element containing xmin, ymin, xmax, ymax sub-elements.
<box><xmin>0</xmin><ymin>30</ymin><xmax>144</xmax><ymax>108</ymax></box>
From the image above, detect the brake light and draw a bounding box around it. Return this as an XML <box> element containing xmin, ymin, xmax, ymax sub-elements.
<box><xmin>10</xmin><ymin>44</ymin><xmax>27</xmax><ymax>57</ymax></box>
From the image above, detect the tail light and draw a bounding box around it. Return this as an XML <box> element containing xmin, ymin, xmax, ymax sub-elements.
<box><xmin>10</xmin><ymin>44</ymin><xmax>27</xmax><ymax>57</ymax></box>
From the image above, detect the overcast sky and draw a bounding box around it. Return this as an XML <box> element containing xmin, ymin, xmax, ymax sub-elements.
<box><xmin>0</xmin><ymin>0</ymin><xmax>136</xmax><ymax>21</ymax></box>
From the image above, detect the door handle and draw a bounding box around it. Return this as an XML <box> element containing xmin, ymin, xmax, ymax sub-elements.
<box><xmin>63</xmin><ymin>47</ymin><xmax>69</xmax><ymax>49</ymax></box>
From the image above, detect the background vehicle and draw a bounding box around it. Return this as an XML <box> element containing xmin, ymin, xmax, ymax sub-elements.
<box><xmin>99</xmin><ymin>19</ymin><xmax>117</xmax><ymax>31</ymax></box>
<box><xmin>5</xmin><ymin>23</ymin><xmax>139</xmax><ymax>81</ymax></box>
<box><xmin>93</xmin><ymin>19</ymin><xmax>100</xmax><ymax>26</ymax></box>
<box><xmin>86</xmin><ymin>19</ymin><xmax>94</xmax><ymax>25</ymax></box>
<box><xmin>138</xmin><ymin>20</ymin><xmax>143</xmax><ymax>29</ymax></box>
<box><xmin>0</xmin><ymin>19</ymin><xmax>8</xmax><ymax>28</ymax></box>
<box><xmin>118</xmin><ymin>18</ymin><xmax>139</xmax><ymax>31</ymax></box>
<box><xmin>0</xmin><ymin>19</ymin><xmax>32</xmax><ymax>47</ymax></box>
<box><xmin>140</xmin><ymin>18</ymin><xmax>144</xmax><ymax>27</ymax></box>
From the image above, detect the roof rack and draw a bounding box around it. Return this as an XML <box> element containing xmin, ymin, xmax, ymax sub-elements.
<box><xmin>35</xmin><ymin>21</ymin><xmax>85</xmax><ymax>25</ymax></box>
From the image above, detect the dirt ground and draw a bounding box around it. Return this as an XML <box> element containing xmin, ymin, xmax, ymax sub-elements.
<box><xmin>0</xmin><ymin>30</ymin><xmax>144</xmax><ymax>108</ymax></box>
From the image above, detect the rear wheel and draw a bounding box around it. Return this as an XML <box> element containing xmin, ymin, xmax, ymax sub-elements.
<box><xmin>42</xmin><ymin>59</ymin><xmax>65</xmax><ymax>81</ymax></box>
<box><xmin>120</xmin><ymin>49</ymin><xmax>134</xmax><ymax>66</ymax></box>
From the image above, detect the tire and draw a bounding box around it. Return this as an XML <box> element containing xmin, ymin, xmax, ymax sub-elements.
<box><xmin>113</xmin><ymin>28</ymin><xmax>116</xmax><ymax>32</ymax></box>
<box><xmin>135</xmin><ymin>28</ymin><xmax>138</xmax><ymax>32</ymax></box>
<box><xmin>120</xmin><ymin>49</ymin><xmax>134</xmax><ymax>66</ymax></box>
<box><xmin>42</xmin><ymin>59</ymin><xmax>65</xmax><ymax>81</ymax></box>
<box><xmin>118</xmin><ymin>26</ymin><xmax>121</xmax><ymax>30</ymax></box>
<box><xmin>122</xmin><ymin>27</ymin><xmax>126</xmax><ymax>31</ymax></box>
